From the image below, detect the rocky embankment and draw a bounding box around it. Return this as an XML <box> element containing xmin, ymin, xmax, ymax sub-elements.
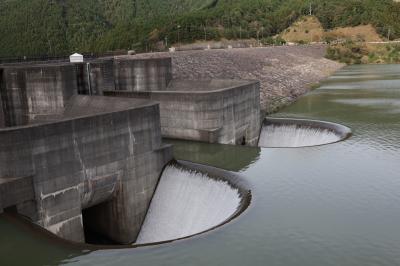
<box><xmin>137</xmin><ymin>45</ymin><xmax>344</xmax><ymax>113</ymax></box>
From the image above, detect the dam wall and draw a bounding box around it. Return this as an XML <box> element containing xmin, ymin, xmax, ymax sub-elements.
<box><xmin>0</xmin><ymin>96</ymin><xmax>173</xmax><ymax>244</ymax></box>
<box><xmin>74</xmin><ymin>57</ymin><xmax>171</xmax><ymax>95</ymax></box>
<box><xmin>0</xmin><ymin>56</ymin><xmax>260</xmax><ymax>244</ymax></box>
<box><xmin>113</xmin><ymin>57</ymin><xmax>172</xmax><ymax>92</ymax></box>
<box><xmin>0</xmin><ymin>176</ymin><xmax>35</xmax><ymax>214</ymax></box>
<box><xmin>0</xmin><ymin>63</ymin><xmax>78</xmax><ymax>127</ymax></box>
<box><xmin>75</xmin><ymin>58</ymin><xmax>115</xmax><ymax>96</ymax></box>
<box><xmin>105</xmin><ymin>79</ymin><xmax>261</xmax><ymax>146</ymax></box>
<box><xmin>1</xmin><ymin>56</ymin><xmax>261</xmax><ymax>145</ymax></box>
<box><xmin>0</xmin><ymin>56</ymin><xmax>172</xmax><ymax>102</ymax></box>
<box><xmin>0</xmin><ymin>92</ymin><xmax>5</xmax><ymax>127</ymax></box>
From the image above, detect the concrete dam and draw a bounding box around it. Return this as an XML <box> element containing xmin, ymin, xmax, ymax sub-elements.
<box><xmin>0</xmin><ymin>56</ymin><xmax>255</xmax><ymax>245</ymax></box>
<box><xmin>0</xmin><ymin>55</ymin><xmax>350</xmax><ymax>247</ymax></box>
<box><xmin>0</xmin><ymin>94</ymin><xmax>173</xmax><ymax>244</ymax></box>
<box><xmin>0</xmin><ymin>56</ymin><xmax>261</xmax><ymax>146</ymax></box>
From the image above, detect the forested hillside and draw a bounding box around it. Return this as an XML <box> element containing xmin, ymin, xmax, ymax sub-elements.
<box><xmin>0</xmin><ymin>0</ymin><xmax>399</xmax><ymax>57</ymax></box>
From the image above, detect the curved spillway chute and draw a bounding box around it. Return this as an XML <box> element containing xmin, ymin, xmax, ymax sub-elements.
<box><xmin>135</xmin><ymin>161</ymin><xmax>251</xmax><ymax>246</ymax></box>
<box><xmin>258</xmin><ymin>117</ymin><xmax>352</xmax><ymax>148</ymax></box>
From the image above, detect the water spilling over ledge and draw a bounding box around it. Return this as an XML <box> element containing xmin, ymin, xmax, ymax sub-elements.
<box><xmin>2</xmin><ymin>161</ymin><xmax>251</xmax><ymax>249</ymax></box>
<box><xmin>136</xmin><ymin>163</ymin><xmax>243</xmax><ymax>244</ymax></box>
<box><xmin>258</xmin><ymin>118</ymin><xmax>352</xmax><ymax>148</ymax></box>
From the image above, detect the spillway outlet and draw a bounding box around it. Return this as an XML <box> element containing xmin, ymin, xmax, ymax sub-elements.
<box><xmin>258</xmin><ymin>118</ymin><xmax>352</xmax><ymax>148</ymax></box>
<box><xmin>6</xmin><ymin>161</ymin><xmax>251</xmax><ymax>249</ymax></box>
<box><xmin>134</xmin><ymin>161</ymin><xmax>251</xmax><ymax>246</ymax></box>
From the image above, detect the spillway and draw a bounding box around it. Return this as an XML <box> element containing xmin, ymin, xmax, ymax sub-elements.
<box><xmin>259</xmin><ymin>124</ymin><xmax>340</xmax><ymax>147</ymax></box>
<box><xmin>258</xmin><ymin>118</ymin><xmax>351</xmax><ymax>148</ymax></box>
<box><xmin>136</xmin><ymin>164</ymin><xmax>242</xmax><ymax>244</ymax></box>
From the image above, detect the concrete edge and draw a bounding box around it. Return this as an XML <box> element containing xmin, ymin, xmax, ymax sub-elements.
<box><xmin>0</xmin><ymin>96</ymin><xmax>159</xmax><ymax>133</ymax></box>
<box><xmin>104</xmin><ymin>79</ymin><xmax>260</xmax><ymax>95</ymax></box>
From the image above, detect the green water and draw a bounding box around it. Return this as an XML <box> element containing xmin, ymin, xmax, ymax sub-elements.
<box><xmin>1</xmin><ymin>64</ymin><xmax>400</xmax><ymax>266</ymax></box>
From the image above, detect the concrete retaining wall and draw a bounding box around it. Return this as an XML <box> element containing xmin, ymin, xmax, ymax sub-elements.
<box><xmin>75</xmin><ymin>59</ymin><xmax>115</xmax><ymax>96</ymax></box>
<box><xmin>0</xmin><ymin>176</ymin><xmax>35</xmax><ymax>214</ymax></box>
<box><xmin>105</xmin><ymin>80</ymin><xmax>261</xmax><ymax>146</ymax></box>
<box><xmin>114</xmin><ymin>57</ymin><xmax>172</xmax><ymax>92</ymax></box>
<box><xmin>0</xmin><ymin>96</ymin><xmax>173</xmax><ymax>244</ymax></box>
<box><xmin>0</xmin><ymin>63</ymin><xmax>77</xmax><ymax>127</ymax></box>
<box><xmin>0</xmin><ymin>80</ymin><xmax>5</xmax><ymax>127</ymax></box>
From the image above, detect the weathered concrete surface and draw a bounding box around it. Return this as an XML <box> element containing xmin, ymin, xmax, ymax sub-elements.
<box><xmin>114</xmin><ymin>57</ymin><xmax>172</xmax><ymax>92</ymax></box>
<box><xmin>132</xmin><ymin>45</ymin><xmax>344</xmax><ymax>113</ymax></box>
<box><xmin>1</xmin><ymin>56</ymin><xmax>263</xmax><ymax>146</ymax></box>
<box><xmin>0</xmin><ymin>63</ymin><xmax>78</xmax><ymax>127</ymax></box>
<box><xmin>0</xmin><ymin>95</ymin><xmax>173</xmax><ymax>244</ymax></box>
<box><xmin>105</xmin><ymin>79</ymin><xmax>261</xmax><ymax>146</ymax></box>
<box><xmin>0</xmin><ymin>176</ymin><xmax>35</xmax><ymax>214</ymax></box>
<box><xmin>0</xmin><ymin>85</ymin><xmax>5</xmax><ymax>127</ymax></box>
<box><xmin>75</xmin><ymin>58</ymin><xmax>115</xmax><ymax>96</ymax></box>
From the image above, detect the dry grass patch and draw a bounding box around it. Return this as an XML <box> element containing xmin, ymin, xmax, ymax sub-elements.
<box><xmin>327</xmin><ymin>25</ymin><xmax>383</xmax><ymax>42</ymax></box>
<box><xmin>281</xmin><ymin>16</ymin><xmax>324</xmax><ymax>43</ymax></box>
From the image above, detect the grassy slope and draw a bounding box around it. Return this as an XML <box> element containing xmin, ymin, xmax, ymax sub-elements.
<box><xmin>281</xmin><ymin>16</ymin><xmax>383</xmax><ymax>43</ymax></box>
<box><xmin>328</xmin><ymin>25</ymin><xmax>383</xmax><ymax>42</ymax></box>
<box><xmin>281</xmin><ymin>16</ymin><xmax>325</xmax><ymax>43</ymax></box>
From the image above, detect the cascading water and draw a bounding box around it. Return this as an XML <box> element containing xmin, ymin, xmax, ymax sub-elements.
<box><xmin>136</xmin><ymin>165</ymin><xmax>241</xmax><ymax>244</ymax></box>
<box><xmin>258</xmin><ymin>124</ymin><xmax>342</xmax><ymax>148</ymax></box>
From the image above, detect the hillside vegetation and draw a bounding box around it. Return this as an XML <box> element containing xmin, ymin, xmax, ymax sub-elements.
<box><xmin>326</xmin><ymin>41</ymin><xmax>400</xmax><ymax>64</ymax></box>
<box><xmin>278</xmin><ymin>15</ymin><xmax>400</xmax><ymax>64</ymax></box>
<box><xmin>0</xmin><ymin>0</ymin><xmax>399</xmax><ymax>57</ymax></box>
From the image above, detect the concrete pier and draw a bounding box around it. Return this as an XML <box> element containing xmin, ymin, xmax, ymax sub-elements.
<box><xmin>105</xmin><ymin>79</ymin><xmax>261</xmax><ymax>145</ymax></box>
<box><xmin>0</xmin><ymin>63</ymin><xmax>77</xmax><ymax>127</ymax></box>
<box><xmin>75</xmin><ymin>58</ymin><xmax>115</xmax><ymax>96</ymax></box>
<box><xmin>0</xmin><ymin>95</ymin><xmax>172</xmax><ymax>244</ymax></box>
<box><xmin>114</xmin><ymin>57</ymin><xmax>172</xmax><ymax>92</ymax></box>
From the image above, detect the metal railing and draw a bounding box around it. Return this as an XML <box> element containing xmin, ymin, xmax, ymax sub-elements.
<box><xmin>0</xmin><ymin>51</ymin><xmax>127</xmax><ymax>64</ymax></box>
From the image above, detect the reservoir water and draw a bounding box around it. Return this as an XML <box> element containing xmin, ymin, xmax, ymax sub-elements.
<box><xmin>1</xmin><ymin>64</ymin><xmax>400</xmax><ymax>265</ymax></box>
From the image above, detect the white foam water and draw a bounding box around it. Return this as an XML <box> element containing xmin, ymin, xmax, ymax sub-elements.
<box><xmin>259</xmin><ymin>124</ymin><xmax>341</xmax><ymax>148</ymax></box>
<box><xmin>135</xmin><ymin>165</ymin><xmax>241</xmax><ymax>244</ymax></box>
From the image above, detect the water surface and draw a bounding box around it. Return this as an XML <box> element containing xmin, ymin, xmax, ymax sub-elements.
<box><xmin>1</xmin><ymin>64</ymin><xmax>400</xmax><ymax>266</ymax></box>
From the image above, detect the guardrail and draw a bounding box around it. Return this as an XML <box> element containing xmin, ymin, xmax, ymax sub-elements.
<box><xmin>0</xmin><ymin>51</ymin><xmax>128</xmax><ymax>64</ymax></box>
